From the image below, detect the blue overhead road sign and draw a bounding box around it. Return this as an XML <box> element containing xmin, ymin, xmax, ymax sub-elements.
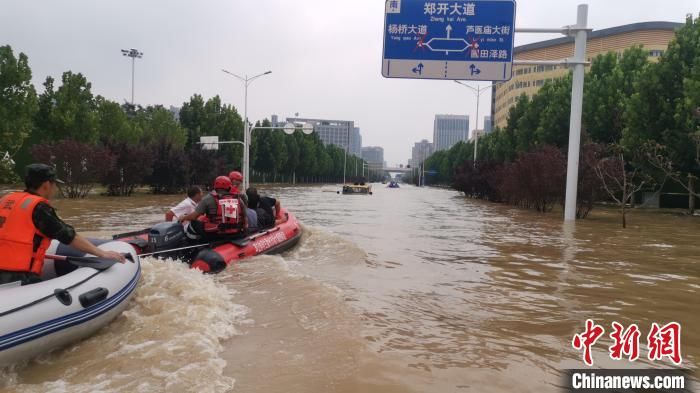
<box><xmin>382</xmin><ymin>0</ymin><xmax>516</xmax><ymax>81</ymax></box>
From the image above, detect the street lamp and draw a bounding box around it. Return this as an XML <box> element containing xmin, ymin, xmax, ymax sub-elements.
<box><xmin>121</xmin><ymin>49</ymin><xmax>143</xmax><ymax>105</ymax></box>
<box><xmin>222</xmin><ymin>69</ymin><xmax>272</xmax><ymax>190</ymax></box>
<box><xmin>454</xmin><ymin>80</ymin><xmax>500</xmax><ymax>164</ymax></box>
<box><xmin>251</xmin><ymin>122</ymin><xmax>314</xmax><ymax>137</ymax></box>
<box><xmin>198</xmin><ymin>122</ymin><xmax>312</xmax><ymax>189</ymax></box>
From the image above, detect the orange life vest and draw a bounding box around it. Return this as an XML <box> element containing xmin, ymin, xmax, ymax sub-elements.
<box><xmin>0</xmin><ymin>192</ymin><xmax>52</xmax><ymax>275</ymax></box>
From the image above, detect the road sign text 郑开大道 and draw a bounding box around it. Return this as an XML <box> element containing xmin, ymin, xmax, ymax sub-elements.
<box><xmin>382</xmin><ymin>0</ymin><xmax>516</xmax><ymax>81</ymax></box>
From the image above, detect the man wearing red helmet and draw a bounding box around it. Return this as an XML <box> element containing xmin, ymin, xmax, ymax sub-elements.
<box><xmin>178</xmin><ymin>176</ymin><xmax>246</xmax><ymax>239</ymax></box>
<box><xmin>229</xmin><ymin>170</ymin><xmax>263</xmax><ymax>233</ymax></box>
<box><xmin>228</xmin><ymin>171</ymin><xmax>243</xmax><ymax>194</ymax></box>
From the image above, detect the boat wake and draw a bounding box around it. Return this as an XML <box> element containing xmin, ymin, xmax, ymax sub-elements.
<box><xmin>0</xmin><ymin>257</ymin><xmax>248</xmax><ymax>393</ymax></box>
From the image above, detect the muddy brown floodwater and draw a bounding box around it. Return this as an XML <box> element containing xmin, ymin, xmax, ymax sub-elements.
<box><xmin>1</xmin><ymin>184</ymin><xmax>698</xmax><ymax>392</ymax></box>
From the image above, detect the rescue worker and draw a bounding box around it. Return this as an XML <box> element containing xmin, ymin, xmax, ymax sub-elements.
<box><xmin>228</xmin><ymin>171</ymin><xmax>243</xmax><ymax>194</ymax></box>
<box><xmin>228</xmin><ymin>171</ymin><xmax>258</xmax><ymax>231</ymax></box>
<box><xmin>178</xmin><ymin>176</ymin><xmax>247</xmax><ymax>240</ymax></box>
<box><xmin>0</xmin><ymin>164</ymin><xmax>126</xmax><ymax>285</ymax></box>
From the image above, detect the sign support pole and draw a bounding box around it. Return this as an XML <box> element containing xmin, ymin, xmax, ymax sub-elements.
<box><xmin>563</xmin><ymin>4</ymin><xmax>588</xmax><ymax>221</ymax></box>
<box><xmin>511</xmin><ymin>4</ymin><xmax>590</xmax><ymax>222</ymax></box>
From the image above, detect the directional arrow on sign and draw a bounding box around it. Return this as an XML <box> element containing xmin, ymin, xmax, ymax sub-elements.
<box><xmin>469</xmin><ymin>64</ymin><xmax>481</xmax><ymax>75</ymax></box>
<box><xmin>446</xmin><ymin>24</ymin><xmax>453</xmax><ymax>38</ymax></box>
<box><xmin>412</xmin><ymin>63</ymin><xmax>424</xmax><ymax>75</ymax></box>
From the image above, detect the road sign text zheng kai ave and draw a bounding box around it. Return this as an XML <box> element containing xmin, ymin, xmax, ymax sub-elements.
<box><xmin>382</xmin><ymin>0</ymin><xmax>516</xmax><ymax>81</ymax></box>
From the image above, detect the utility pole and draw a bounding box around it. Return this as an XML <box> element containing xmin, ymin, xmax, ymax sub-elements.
<box><xmin>121</xmin><ymin>49</ymin><xmax>143</xmax><ymax>105</ymax></box>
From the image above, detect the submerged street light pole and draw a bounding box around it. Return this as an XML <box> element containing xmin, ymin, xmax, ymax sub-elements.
<box><xmin>454</xmin><ymin>80</ymin><xmax>499</xmax><ymax>164</ymax></box>
<box><xmin>222</xmin><ymin>69</ymin><xmax>272</xmax><ymax>190</ymax></box>
<box><xmin>121</xmin><ymin>49</ymin><xmax>143</xmax><ymax>105</ymax></box>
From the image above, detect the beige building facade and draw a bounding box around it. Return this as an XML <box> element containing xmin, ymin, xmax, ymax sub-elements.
<box><xmin>492</xmin><ymin>22</ymin><xmax>681</xmax><ymax>129</ymax></box>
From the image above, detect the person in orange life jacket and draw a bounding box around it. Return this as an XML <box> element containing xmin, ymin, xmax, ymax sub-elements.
<box><xmin>0</xmin><ymin>164</ymin><xmax>126</xmax><ymax>285</ymax></box>
<box><xmin>178</xmin><ymin>176</ymin><xmax>247</xmax><ymax>239</ymax></box>
<box><xmin>165</xmin><ymin>186</ymin><xmax>203</xmax><ymax>228</ymax></box>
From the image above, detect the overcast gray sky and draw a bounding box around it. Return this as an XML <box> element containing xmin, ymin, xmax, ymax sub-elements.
<box><xmin>1</xmin><ymin>0</ymin><xmax>697</xmax><ymax>165</ymax></box>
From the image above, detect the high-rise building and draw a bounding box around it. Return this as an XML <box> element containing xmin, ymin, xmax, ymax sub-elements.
<box><xmin>351</xmin><ymin>127</ymin><xmax>362</xmax><ymax>157</ymax></box>
<box><xmin>483</xmin><ymin>116</ymin><xmax>493</xmax><ymax>133</ymax></box>
<box><xmin>362</xmin><ymin>146</ymin><xmax>384</xmax><ymax>169</ymax></box>
<box><xmin>280</xmin><ymin>116</ymin><xmax>358</xmax><ymax>155</ymax></box>
<box><xmin>411</xmin><ymin>139</ymin><xmax>433</xmax><ymax>167</ymax></box>
<box><xmin>169</xmin><ymin>106</ymin><xmax>181</xmax><ymax>122</ymax></box>
<box><xmin>492</xmin><ymin>22</ymin><xmax>682</xmax><ymax>129</ymax></box>
<box><xmin>433</xmin><ymin>115</ymin><xmax>469</xmax><ymax>152</ymax></box>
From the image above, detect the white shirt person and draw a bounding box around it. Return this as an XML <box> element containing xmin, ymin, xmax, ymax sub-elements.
<box><xmin>165</xmin><ymin>186</ymin><xmax>203</xmax><ymax>228</ymax></box>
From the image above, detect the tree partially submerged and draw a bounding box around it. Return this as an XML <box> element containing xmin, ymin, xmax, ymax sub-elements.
<box><xmin>31</xmin><ymin>140</ymin><xmax>112</xmax><ymax>198</ymax></box>
<box><xmin>594</xmin><ymin>145</ymin><xmax>652</xmax><ymax>228</ymax></box>
<box><xmin>100</xmin><ymin>141</ymin><xmax>153</xmax><ymax>196</ymax></box>
<box><xmin>644</xmin><ymin>142</ymin><xmax>699</xmax><ymax>214</ymax></box>
<box><xmin>497</xmin><ymin>146</ymin><xmax>567</xmax><ymax>212</ymax></box>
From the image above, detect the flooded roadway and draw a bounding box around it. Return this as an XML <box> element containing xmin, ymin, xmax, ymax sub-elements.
<box><xmin>1</xmin><ymin>184</ymin><xmax>698</xmax><ymax>392</ymax></box>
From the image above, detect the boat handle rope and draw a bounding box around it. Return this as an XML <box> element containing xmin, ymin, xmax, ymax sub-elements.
<box><xmin>0</xmin><ymin>270</ymin><xmax>102</xmax><ymax>318</ymax></box>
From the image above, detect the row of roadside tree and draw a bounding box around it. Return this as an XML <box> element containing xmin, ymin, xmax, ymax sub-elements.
<box><xmin>0</xmin><ymin>46</ymin><xmax>366</xmax><ymax>196</ymax></box>
<box><xmin>408</xmin><ymin>15</ymin><xmax>700</xmax><ymax>226</ymax></box>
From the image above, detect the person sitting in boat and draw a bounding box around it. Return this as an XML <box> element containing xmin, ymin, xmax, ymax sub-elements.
<box><xmin>245</xmin><ymin>187</ymin><xmax>286</xmax><ymax>228</ymax></box>
<box><xmin>177</xmin><ymin>176</ymin><xmax>247</xmax><ymax>240</ymax></box>
<box><xmin>0</xmin><ymin>164</ymin><xmax>126</xmax><ymax>285</ymax></box>
<box><xmin>165</xmin><ymin>186</ymin><xmax>203</xmax><ymax>228</ymax></box>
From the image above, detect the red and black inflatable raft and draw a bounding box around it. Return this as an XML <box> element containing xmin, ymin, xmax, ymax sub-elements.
<box><xmin>113</xmin><ymin>208</ymin><xmax>302</xmax><ymax>273</ymax></box>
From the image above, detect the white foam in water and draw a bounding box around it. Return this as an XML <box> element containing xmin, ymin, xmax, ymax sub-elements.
<box><xmin>0</xmin><ymin>257</ymin><xmax>248</xmax><ymax>393</ymax></box>
<box><xmin>642</xmin><ymin>243</ymin><xmax>674</xmax><ymax>248</ymax></box>
<box><xmin>287</xmin><ymin>225</ymin><xmax>367</xmax><ymax>265</ymax></box>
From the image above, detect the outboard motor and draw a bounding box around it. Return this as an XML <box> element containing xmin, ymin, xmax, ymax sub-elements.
<box><xmin>147</xmin><ymin>222</ymin><xmax>188</xmax><ymax>258</ymax></box>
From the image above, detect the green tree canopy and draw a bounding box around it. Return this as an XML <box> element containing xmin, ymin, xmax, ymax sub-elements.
<box><xmin>623</xmin><ymin>15</ymin><xmax>700</xmax><ymax>176</ymax></box>
<box><xmin>180</xmin><ymin>94</ymin><xmax>243</xmax><ymax>166</ymax></box>
<box><xmin>584</xmin><ymin>47</ymin><xmax>648</xmax><ymax>143</ymax></box>
<box><xmin>136</xmin><ymin>105</ymin><xmax>186</xmax><ymax>147</ymax></box>
<box><xmin>96</xmin><ymin>97</ymin><xmax>138</xmax><ymax>143</ymax></box>
<box><xmin>0</xmin><ymin>45</ymin><xmax>37</xmax><ymax>156</ymax></box>
<box><xmin>33</xmin><ymin>71</ymin><xmax>99</xmax><ymax>143</ymax></box>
